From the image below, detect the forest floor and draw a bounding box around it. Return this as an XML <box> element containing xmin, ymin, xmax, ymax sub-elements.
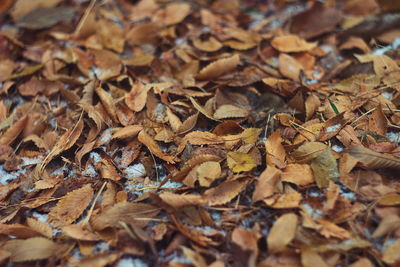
<box><xmin>0</xmin><ymin>0</ymin><xmax>400</xmax><ymax>266</ymax></box>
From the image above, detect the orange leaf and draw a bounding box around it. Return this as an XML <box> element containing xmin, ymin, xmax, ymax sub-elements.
<box><xmin>204</xmin><ymin>178</ymin><xmax>249</xmax><ymax>206</ymax></box>
<box><xmin>196</xmin><ymin>54</ymin><xmax>241</xmax><ymax>80</ymax></box>
<box><xmin>271</xmin><ymin>35</ymin><xmax>317</xmax><ymax>52</ymax></box>
<box><xmin>267</xmin><ymin>213</ymin><xmax>298</xmax><ymax>253</ymax></box>
<box><xmin>138</xmin><ymin>130</ymin><xmax>177</xmax><ymax>164</ymax></box>
<box><xmin>265</xmin><ymin>130</ymin><xmax>286</xmax><ymax>169</ymax></box>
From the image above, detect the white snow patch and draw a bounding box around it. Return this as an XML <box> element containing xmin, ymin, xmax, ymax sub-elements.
<box><xmin>89</xmin><ymin>152</ymin><xmax>102</xmax><ymax>164</ymax></box>
<box><xmin>381</xmin><ymin>91</ymin><xmax>393</xmax><ymax>100</ymax></box>
<box><xmin>20</xmin><ymin>157</ymin><xmax>43</xmax><ymax>167</ymax></box>
<box><xmin>125</xmin><ymin>163</ymin><xmax>146</xmax><ymax>178</ymax></box>
<box><xmin>0</xmin><ymin>165</ymin><xmax>26</xmax><ymax>185</ymax></box>
<box><xmin>81</xmin><ymin>164</ymin><xmax>97</xmax><ymax>177</ymax></box>
<box><xmin>332</xmin><ymin>145</ymin><xmax>343</xmax><ymax>153</ymax></box>
<box><xmin>32</xmin><ymin>211</ymin><xmax>49</xmax><ymax>223</ymax></box>
<box><xmin>326</xmin><ymin>124</ymin><xmax>342</xmax><ymax>133</ymax></box>
<box><xmin>387</xmin><ymin>132</ymin><xmax>400</xmax><ymax>143</ymax></box>
<box><xmin>99</xmin><ymin>128</ymin><xmax>113</xmax><ymax>144</ymax></box>
<box><xmin>341</xmin><ymin>191</ymin><xmax>356</xmax><ymax>201</ymax></box>
<box><xmin>302</xmin><ymin>203</ymin><xmax>322</xmax><ymax>218</ymax></box>
<box><xmin>160</xmin><ymin>180</ymin><xmax>182</xmax><ymax>189</ymax></box>
<box><xmin>116</xmin><ymin>257</ymin><xmax>148</xmax><ymax>267</ymax></box>
<box><xmin>373</xmin><ymin>37</ymin><xmax>400</xmax><ymax>55</ymax></box>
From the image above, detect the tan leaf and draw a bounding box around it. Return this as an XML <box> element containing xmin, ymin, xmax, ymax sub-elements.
<box><xmin>48</xmin><ymin>184</ymin><xmax>94</xmax><ymax>227</ymax></box>
<box><xmin>213</xmin><ymin>105</ymin><xmax>249</xmax><ymax>119</ymax></box>
<box><xmin>316</xmin><ymin>219</ymin><xmax>351</xmax><ymax>239</ymax></box>
<box><xmin>278</xmin><ymin>53</ymin><xmax>303</xmax><ymax>82</ymax></box>
<box><xmin>253</xmin><ymin>166</ymin><xmax>281</xmax><ymax>202</ymax></box>
<box><xmin>232</xmin><ymin>227</ymin><xmax>259</xmax><ymax>258</ymax></box>
<box><xmin>310</xmin><ymin>148</ymin><xmax>339</xmax><ymax>188</ymax></box>
<box><xmin>26</xmin><ymin>217</ymin><xmax>52</xmax><ymax>239</ymax></box>
<box><xmin>0</xmin><ymin>115</ymin><xmax>28</xmax><ymax>146</ymax></box>
<box><xmin>159</xmin><ymin>192</ymin><xmax>205</xmax><ymax>209</ymax></box>
<box><xmin>125</xmin><ymin>81</ymin><xmax>152</xmax><ymax>112</ymax></box>
<box><xmin>177</xmin><ymin>112</ymin><xmax>199</xmax><ymax>134</ymax></box>
<box><xmin>40</xmin><ymin>118</ymin><xmax>84</xmax><ymax>170</ymax></box>
<box><xmin>177</xmin><ymin>131</ymin><xmax>224</xmax><ymax>154</ymax></box>
<box><xmin>272</xmin><ymin>35</ymin><xmax>317</xmax><ymax>52</ymax></box>
<box><xmin>348</xmin><ymin>145</ymin><xmax>400</xmax><ymax>169</ymax></box>
<box><xmin>267</xmin><ymin>213</ymin><xmax>298</xmax><ymax>253</ymax></box>
<box><xmin>153</xmin><ymin>2</ymin><xmax>191</xmax><ymax>25</ymax></box>
<box><xmin>96</xmin><ymin>159</ymin><xmax>121</xmax><ymax>181</ymax></box>
<box><xmin>189</xmin><ymin>97</ymin><xmax>217</xmax><ymax>121</ymax></box>
<box><xmin>95</xmin><ymin>87</ymin><xmax>117</xmax><ymax>122</ymax></box>
<box><xmin>112</xmin><ymin>125</ymin><xmax>143</xmax><ymax>140</ymax></box>
<box><xmin>62</xmin><ymin>225</ymin><xmax>100</xmax><ymax>241</ymax></box>
<box><xmin>266</xmin><ymin>192</ymin><xmax>302</xmax><ymax>209</ymax></box>
<box><xmin>383</xmin><ymin>239</ymin><xmax>400</xmax><ymax>265</ymax></box>
<box><xmin>371</xmin><ymin>215</ymin><xmax>400</xmax><ymax>238</ymax></box>
<box><xmin>181</xmin><ymin>246</ymin><xmax>208</xmax><ymax>267</ymax></box>
<box><xmin>78</xmin><ymin>253</ymin><xmax>119</xmax><ymax>267</ymax></box>
<box><xmin>0</xmin><ymin>223</ymin><xmax>43</xmax><ymax>238</ymax></box>
<box><xmin>196</xmin><ymin>54</ymin><xmax>241</xmax><ymax>80</ymax></box>
<box><xmin>291</xmin><ymin>142</ymin><xmax>328</xmax><ymax>163</ymax></box>
<box><xmin>318</xmin><ymin>112</ymin><xmax>346</xmax><ymax>141</ymax></box>
<box><xmin>241</xmin><ymin>128</ymin><xmax>262</xmax><ymax>144</ymax></box>
<box><xmin>92</xmin><ymin>202</ymin><xmax>159</xmax><ymax>230</ymax></box>
<box><xmin>378</xmin><ymin>194</ymin><xmax>400</xmax><ymax>206</ymax></box>
<box><xmin>204</xmin><ymin>178</ymin><xmax>249</xmax><ymax>206</ymax></box>
<box><xmin>368</xmin><ymin>105</ymin><xmax>388</xmax><ymax>136</ymax></box>
<box><xmin>197</xmin><ymin>161</ymin><xmax>221</xmax><ymax>187</ymax></box>
<box><xmin>4</xmin><ymin>237</ymin><xmax>60</xmax><ymax>262</ymax></box>
<box><xmin>172</xmin><ymin>154</ymin><xmax>222</xmax><ymax>182</ymax></box>
<box><xmin>138</xmin><ymin>130</ymin><xmax>177</xmax><ymax>164</ymax></box>
<box><xmin>192</xmin><ymin>36</ymin><xmax>223</xmax><ymax>52</ymax></box>
<box><xmin>265</xmin><ymin>130</ymin><xmax>286</xmax><ymax>169</ymax></box>
<box><xmin>301</xmin><ymin>249</ymin><xmax>329</xmax><ymax>267</ymax></box>
<box><xmin>166</xmin><ymin>108</ymin><xmax>182</xmax><ymax>133</ymax></box>
<box><xmin>227</xmin><ymin>152</ymin><xmax>256</xmax><ymax>173</ymax></box>
<box><xmin>281</xmin><ymin>164</ymin><xmax>314</xmax><ymax>186</ymax></box>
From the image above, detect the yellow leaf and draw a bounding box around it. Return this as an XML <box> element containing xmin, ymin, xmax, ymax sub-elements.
<box><xmin>227</xmin><ymin>151</ymin><xmax>256</xmax><ymax>173</ymax></box>
<box><xmin>267</xmin><ymin>213</ymin><xmax>298</xmax><ymax>253</ymax></box>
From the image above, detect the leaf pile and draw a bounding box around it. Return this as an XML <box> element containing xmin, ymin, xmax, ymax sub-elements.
<box><xmin>0</xmin><ymin>0</ymin><xmax>400</xmax><ymax>266</ymax></box>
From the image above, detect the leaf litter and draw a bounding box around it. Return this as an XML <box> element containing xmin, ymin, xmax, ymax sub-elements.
<box><xmin>0</xmin><ymin>0</ymin><xmax>400</xmax><ymax>266</ymax></box>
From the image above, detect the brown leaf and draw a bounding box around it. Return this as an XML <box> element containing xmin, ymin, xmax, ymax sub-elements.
<box><xmin>192</xmin><ymin>36</ymin><xmax>223</xmax><ymax>52</ymax></box>
<box><xmin>227</xmin><ymin>152</ymin><xmax>256</xmax><ymax>173</ymax></box>
<box><xmin>265</xmin><ymin>130</ymin><xmax>286</xmax><ymax>169</ymax></box>
<box><xmin>138</xmin><ymin>130</ymin><xmax>177</xmax><ymax>164</ymax></box>
<box><xmin>301</xmin><ymin>249</ymin><xmax>329</xmax><ymax>267</ymax></box>
<box><xmin>281</xmin><ymin>164</ymin><xmax>314</xmax><ymax>186</ymax></box>
<box><xmin>0</xmin><ymin>223</ymin><xmax>43</xmax><ymax>238</ymax></box>
<box><xmin>0</xmin><ymin>115</ymin><xmax>28</xmax><ymax>146</ymax></box>
<box><xmin>196</xmin><ymin>54</ymin><xmax>241</xmax><ymax>80</ymax></box>
<box><xmin>291</xmin><ymin>142</ymin><xmax>328</xmax><ymax>163</ymax></box>
<box><xmin>348</xmin><ymin>145</ymin><xmax>400</xmax><ymax>169</ymax></box>
<box><xmin>172</xmin><ymin>154</ymin><xmax>222</xmax><ymax>182</ymax></box>
<box><xmin>181</xmin><ymin>246</ymin><xmax>208</xmax><ymax>267</ymax></box>
<box><xmin>267</xmin><ymin>213</ymin><xmax>298</xmax><ymax>253</ymax></box>
<box><xmin>310</xmin><ymin>148</ymin><xmax>339</xmax><ymax>188</ymax></box>
<box><xmin>368</xmin><ymin>105</ymin><xmax>388</xmax><ymax>136</ymax></box>
<box><xmin>40</xmin><ymin>118</ymin><xmax>84</xmax><ymax>170</ymax></box>
<box><xmin>125</xmin><ymin>81</ymin><xmax>152</xmax><ymax>112</ymax></box>
<box><xmin>48</xmin><ymin>184</ymin><xmax>94</xmax><ymax>227</ymax></box>
<box><xmin>271</xmin><ymin>35</ymin><xmax>317</xmax><ymax>52</ymax></box>
<box><xmin>318</xmin><ymin>112</ymin><xmax>346</xmax><ymax>141</ymax></box>
<box><xmin>92</xmin><ymin>202</ymin><xmax>159</xmax><ymax>230</ymax></box>
<box><xmin>177</xmin><ymin>131</ymin><xmax>224</xmax><ymax>154</ymax></box>
<box><xmin>253</xmin><ymin>166</ymin><xmax>281</xmax><ymax>202</ymax></box>
<box><xmin>177</xmin><ymin>112</ymin><xmax>199</xmax><ymax>134</ymax></box>
<box><xmin>112</xmin><ymin>125</ymin><xmax>143</xmax><ymax>140</ymax></box>
<box><xmin>197</xmin><ymin>161</ymin><xmax>221</xmax><ymax>187</ymax></box>
<box><xmin>158</xmin><ymin>192</ymin><xmax>205</xmax><ymax>209</ymax></box>
<box><xmin>278</xmin><ymin>53</ymin><xmax>303</xmax><ymax>82</ymax></box>
<box><xmin>153</xmin><ymin>2</ymin><xmax>191</xmax><ymax>25</ymax></box>
<box><xmin>15</xmin><ymin>6</ymin><xmax>76</xmax><ymax>29</ymax></box>
<box><xmin>95</xmin><ymin>87</ymin><xmax>117</xmax><ymax>122</ymax></box>
<box><xmin>213</xmin><ymin>105</ymin><xmax>249</xmax><ymax>119</ymax></box>
<box><xmin>26</xmin><ymin>218</ymin><xmax>52</xmax><ymax>239</ymax></box>
<box><xmin>62</xmin><ymin>225</ymin><xmax>100</xmax><ymax>241</ymax></box>
<box><xmin>383</xmin><ymin>239</ymin><xmax>400</xmax><ymax>265</ymax></box>
<box><xmin>204</xmin><ymin>178</ymin><xmax>249</xmax><ymax>206</ymax></box>
<box><xmin>4</xmin><ymin>237</ymin><xmax>61</xmax><ymax>262</ymax></box>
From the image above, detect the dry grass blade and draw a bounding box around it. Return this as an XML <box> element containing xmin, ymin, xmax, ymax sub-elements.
<box><xmin>348</xmin><ymin>145</ymin><xmax>400</xmax><ymax>170</ymax></box>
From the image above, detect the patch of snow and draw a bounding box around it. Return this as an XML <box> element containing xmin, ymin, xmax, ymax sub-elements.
<box><xmin>116</xmin><ymin>257</ymin><xmax>148</xmax><ymax>267</ymax></box>
<box><xmin>0</xmin><ymin>165</ymin><xmax>26</xmax><ymax>185</ymax></box>
<box><xmin>160</xmin><ymin>180</ymin><xmax>182</xmax><ymax>189</ymax></box>
<box><xmin>326</xmin><ymin>124</ymin><xmax>342</xmax><ymax>133</ymax></box>
<box><xmin>81</xmin><ymin>164</ymin><xmax>97</xmax><ymax>177</ymax></box>
<box><xmin>309</xmin><ymin>190</ymin><xmax>325</xmax><ymax>197</ymax></box>
<box><xmin>125</xmin><ymin>163</ymin><xmax>146</xmax><ymax>178</ymax></box>
<box><xmin>175</xmin><ymin>38</ymin><xmax>187</xmax><ymax>46</ymax></box>
<box><xmin>341</xmin><ymin>191</ymin><xmax>357</xmax><ymax>201</ymax></box>
<box><xmin>386</xmin><ymin>132</ymin><xmax>400</xmax><ymax>143</ymax></box>
<box><xmin>332</xmin><ymin>145</ymin><xmax>343</xmax><ymax>153</ymax></box>
<box><xmin>373</xmin><ymin>37</ymin><xmax>400</xmax><ymax>55</ymax></box>
<box><xmin>99</xmin><ymin>128</ymin><xmax>113</xmax><ymax>144</ymax></box>
<box><xmin>93</xmin><ymin>242</ymin><xmax>109</xmax><ymax>253</ymax></box>
<box><xmin>89</xmin><ymin>152</ymin><xmax>102</xmax><ymax>164</ymax></box>
<box><xmin>71</xmin><ymin>248</ymin><xmax>83</xmax><ymax>259</ymax></box>
<box><xmin>20</xmin><ymin>157</ymin><xmax>43</xmax><ymax>167</ymax></box>
<box><xmin>302</xmin><ymin>203</ymin><xmax>322</xmax><ymax>218</ymax></box>
<box><xmin>381</xmin><ymin>91</ymin><xmax>393</xmax><ymax>100</ymax></box>
<box><xmin>32</xmin><ymin>212</ymin><xmax>49</xmax><ymax>223</ymax></box>
<box><xmin>52</xmin><ymin>229</ymin><xmax>62</xmax><ymax>237</ymax></box>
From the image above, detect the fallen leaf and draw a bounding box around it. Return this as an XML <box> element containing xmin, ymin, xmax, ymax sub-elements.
<box><xmin>281</xmin><ymin>164</ymin><xmax>314</xmax><ymax>186</ymax></box>
<box><xmin>383</xmin><ymin>239</ymin><xmax>400</xmax><ymax>265</ymax></box>
<box><xmin>348</xmin><ymin>145</ymin><xmax>400</xmax><ymax>169</ymax></box>
<box><xmin>267</xmin><ymin>213</ymin><xmax>298</xmax><ymax>253</ymax></box>
<box><xmin>310</xmin><ymin>148</ymin><xmax>339</xmax><ymax>188</ymax></box>
<box><xmin>4</xmin><ymin>237</ymin><xmax>61</xmax><ymax>262</ymax></box>
<box><xmin>271</xmin><ymin>35</ymin><xmax>317</xmax><ymax>52</ymax></box>
<box><xmin>227</xmin><ymin>151</ymin><xmax>256</xmax><ymax>173</ymax></box>
<box><xmin>265</xmin><ymin>130</ymin><xmax>286</xmax><ymax>169</ymax></box>
<box><xmin>138</xmin><ymin>130</ymin><xmax>177</xmax><ymax>164</ymax></box>
<box><xmin>204</xmin><ymin>178</ymin><xmax>249</xmax><ymax>206</ymax></box>
<box><xmin>253</xmin><ymin>166</ymin><xmax>281</xmax><ymax>202</ymax></box>
<box><xmin>15</xmin><ymin>6</ymin><xmax>76</xmax><ymax>30</ymax></box>
<box><xmin>48</xmin><ymin>184</ymin><xmax>94</xmax><ymax>227</ymax></box>
<box><xmin>196</xmin><ymin>54</ymin><xmax>241</xmax><ymax>80</ymax></box>
<box><xmin>197</xmin><ymin>161</ymin><xmax>221</xmax><ymax>187</ymax></box>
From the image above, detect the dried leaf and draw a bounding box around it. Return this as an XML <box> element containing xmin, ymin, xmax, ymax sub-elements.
<box><xmin>227</xmin><ymin>152</ymin><xmax>256</xmax><ymax>173</ymax></box>
<box><xmin>138</xmin><ymin>130</ymin><xmax>177</xmax><ymax>164</ymax></box>
<box><xmin>301</xmin><ymin>249</ymin><xmax>329</xmax><ymax>267</ymax></box>
<box><xmin>291</xmin><ymin>142</ymin><xmax>328</xmax><ymax>163</ymax></box>
<box><xmin>112</xmin><ymin>125</ymin><xmax>143</xmax><ymax>140</ymax></box>
<box><xmin>281</xmin><ymin>164</ymin><xmax>314</xmax><ymax>186</ymax></box>
<box><xmin>197</xmin><ymin>161</ymin><xmax>221</xmax><ymax>187</ymax></box>
<box><xmin>267</xmin><ymin>213</ymin><xmax>298</xmax><ymax>253</ymax></box>
<box><xmin>48</xmin><ymin>184</ymin><xmax>94</xmax><ymax>227</ymax></box>
<box><xmin>278</xmin><ymin>54</ymin><xmax>303</xmax><ymax>82</ymax></box>
<box><xmin>15</xmin><ymin>6</ymin><xmax>76</xmax><ymax>30</ymax></box>
<box><xmin>348</xmin><ymin>145</ymin><xmax>400</xmax><ymax>169</ymax></box>
<box><xmin>383</xmin><ymin>239</ymin><xmax>400</xmax><ymax>265</ymax></box>
<box><xmin>310</xmin><ymin>148</ymin><xmax>339</xmax><ymax>188</ymax></box>
<box><xmin>204</xmin><ymin>178</ymin><xmax>249</xmax><ymax>206</ymax></box>
<box><xmin>213</xmin><ymin>105</ymin><xmax>249</xmax><ymax>119</ymax></box>
<box><xmin>253</xmin><ymin>166</ymin><xmax>281</xmax><ymax>202</ymax></box>
<box><xmin>265</xmin><ymin>130</ymin><xmax>286</xmax><ymax>169</ymax></box>
<box><xmin>4</xmin><ymin>237</ymin><xmax>60</xmax><ymax>262</ymax></box>
<box><xmin>0</xmin><ymin>115</ymin><xmax>28</xmax><ymax>146</ymax></box>
<box><xmin>196</xmin><ymin>54</ymin><xmax>241</xmax><ymax>80</ymax></box>
<box><xmin>62</xmin><ymin>225</ymin><xmax>100</xmax><ymax>241</ymax></box>
<box><xmin>92</xmin><ymin>202</ymin><xmax>159</xmax><ymax>230</ymax></box>
<box><xmin>125</xmin><ymin>81</ymin><xmax>152</xmax><ymax>112</ymax></box>
<box><xmin>159</xmin><ymin>192</ymin><xmax>205</xmax><ymax>209</ymax></box>
<box><xmin>271</xmin><ymin>35</ymin><xmax>317</xmax><ymax>52</ymax></box>
<box><xmin>95</xmin><ymin>87</ymin><xmax>117</xmax><ymax>122</ymax></box>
